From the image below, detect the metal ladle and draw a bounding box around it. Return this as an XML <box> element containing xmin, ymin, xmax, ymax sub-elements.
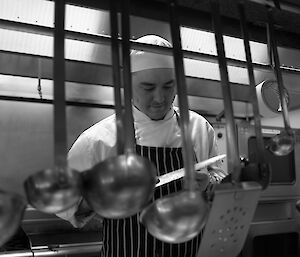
<box><xmin>0</xmin><ymin>190</ymin><xmax>26</xmax><ymax>246</ymax></box>
<box><xmin>238</xmin><ymin>1</ymin><xmax>271</xmax><ymax>189</ymax></box>
<box><xmin>197</xmin><ymin>1</ymin><xmax>262</xmax><ymax>256</ymax></box>
<box><xmin>265</xmin><ymin>8</ymin><xmax>295</xmax><ymax>156</ymax></box>
<box><xmin>81</xmin><ymin>0</ymin><xmax>156</xmax><ymax>219</ymax></box>
<box><xmin>24</xmin><ymin>0</ymin><xmax>81</xmax><ymax>213</ymax></box>
<box><xmin>140</xmin><ymin>0</ymin><xmax>209</xmax><ymax>244</ymax></box>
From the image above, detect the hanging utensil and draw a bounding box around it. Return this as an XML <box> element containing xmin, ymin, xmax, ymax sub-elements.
<box><xmin>82</xmin><ymin>0</ymin><xmax>156</xmax><ymax>219</ymax></box>
<box><xmin>140</xmin><ymin>0</ymin><xmax>209</xmax><ymax>244</ymax></box>
<box><xmin>24</xmin><ymin>0</ymin><xmax>82</xmax><ymax>213</ymax></box>
<box><xmin>238</xmin><ymin>1</ymin><xmax>271</xmax><ymax>189</ymax></box>
<box><xmin>0</xmin><ymin>190</ymin><xmax>26</xmax><ymax>247</ymax></box>
<box><xmin>265</xmin><ymin>8</ymin><xmax>295</xmax><ymax>156</ymax></box>
<box><xmin>196</xmin><ymin>1</ymin><xmax>262</xmax><ymax>256</ymax></box>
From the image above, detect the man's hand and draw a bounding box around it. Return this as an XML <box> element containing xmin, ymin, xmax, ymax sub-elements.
<box><xmin>207</xmin><ymin>165</ymin><xmax>227</xmax><ymax>183</ymax></box>
<box><xmin>193</xmin><ymin>165</ymin><xmax>227</xmax><ymax>191</ymax></box>
<box><xmin>194</xmin><ymin>170</ymin><xmax>210</xmax><ymax>191</ymax></box>
<box><xmin>71</xmin><ymin>198</ymin><xmax>97</xmax><ymax>228</ymax></box>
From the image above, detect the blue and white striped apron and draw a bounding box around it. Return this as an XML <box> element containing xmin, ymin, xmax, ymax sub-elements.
<box><xmin>101</xmin><ymin>145</ymin><xmax>202</xmax><ymax>257</ymax></box>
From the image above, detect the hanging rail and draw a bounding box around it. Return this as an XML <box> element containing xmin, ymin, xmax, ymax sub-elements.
<box><xmin>0</xmin><ymin>19</ymin><xmax>299</xmax><ymax>76</ymax></box>
<box><xmin>0</xmin><ymin>242</ymin><xmax>102</xmax><ymax>257</ymax></box>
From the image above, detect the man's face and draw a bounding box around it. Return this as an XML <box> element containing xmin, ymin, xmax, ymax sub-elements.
<box><xmin>132</xmin><ymin>68</ymin><xmax>176</xmax><ymax>120</ymax></box>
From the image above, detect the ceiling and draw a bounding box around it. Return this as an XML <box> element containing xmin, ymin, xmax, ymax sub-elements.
<box><xmin>0</xmin><ymin>0</ymin><xmax>299</xmax><ymax>118</ymax></box>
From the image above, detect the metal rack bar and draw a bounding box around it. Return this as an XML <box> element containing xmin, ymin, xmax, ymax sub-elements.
<box><xmin>0</xmin><ymin>95</ymin><xmax>115</xmax><ymax>109</ymax></box>
<box><xmin>0</xmin><ymin>19</ymin><xmax>300</xmax><ymax>76</ymax></box>
<box><xmin>0</xmin><ymin>242</ymin><xmax>102</xmax><ymax>256</ymax></box>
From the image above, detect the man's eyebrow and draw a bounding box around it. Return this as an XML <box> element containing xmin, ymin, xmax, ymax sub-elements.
<box><xmin>164</xmin><ymin>79</ymin><xmax>175</xmax><ymax>85</ymax></box>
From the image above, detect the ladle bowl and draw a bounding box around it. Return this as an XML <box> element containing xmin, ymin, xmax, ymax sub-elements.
<box><xmin>0</xmin><ymin>191</ymin><xmax>26</xmax><ymax>246</ymax></box>
<box><xmin>82</xmin><ymin>153</ymin><xmax>156</xmax><ymax>219</ymax></box>
<box><xmin>140</xmin><ymin>190</ymin><xmax>209</xmax><ymax>243</ymax></box>
<box><xmin>267</xmin><ymin>130</ymin><xmax>295</xmax><ymax>156</ymax></box>
<box><xmin>24</xmin><ymin>167</ymin><xmax>82</xmax><ymax>213</ymax></box>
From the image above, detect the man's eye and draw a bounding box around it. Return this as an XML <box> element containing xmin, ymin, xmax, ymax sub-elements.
<box><xmin>143</xmin><ymin>87</ymin><xmax>154</xmax><ymax>91</ymax></box>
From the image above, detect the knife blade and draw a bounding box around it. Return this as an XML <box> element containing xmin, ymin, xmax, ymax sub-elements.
<box><xmin>155</xmin><ymin>154</ymin><xmax>226</xmax><ymax>188</ymax></box>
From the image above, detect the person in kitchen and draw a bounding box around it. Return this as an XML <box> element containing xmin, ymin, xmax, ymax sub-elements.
<box><xmin>56</xmin><ymin>35</ymin><xmax>227</xmax><ymax>257</ymax></box>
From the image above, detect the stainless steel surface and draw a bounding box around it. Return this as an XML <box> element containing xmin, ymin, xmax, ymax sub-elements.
<box><xmin>82</xmin><ymin>153</ymin><xmax>156</xmax><ymax>218</ymax></box>
<box><xmin>140</xmin><ymin>0</ymin><xmax>209</xmax><ymax>244</ymax></box>
<box><xmin>197</xmin><ymin>2</ymin><xmax>263</xmax><ymax>256</ymax></box>
<box><xmin>1</xmin><ymin>5</ymin><xmax>300</xmax><ymax>116</ymax></box>
<box><xmin>266</xmin><ymin>9</ymin><xmax>295</xmax><ymax>156</ymax></box>
<box><xmin>24</xmin><ymin>167</ymin><xmax>81</xmax><ymax>214</ymax></box>
<box><xmin>169</xmin><ymin>0</ymin><xmax>195</xmax><ymax>192</ymax></box>
<box><xmin>110</xmin><ymin>0</ymin><xmax>124</xmax><ymax>155</ymax></box>
<box><xmin>211</xmin><ymin>0</ymin><xmax>240</xmax><ymax>182</ymax></box>
<box><xmin>82</xmin><ymin>0</ymin><xmax>156</xmax><ymax>219</ymax></box>
<box><xmin>197</xmin><ymin>182</ymin><xmax>262</xmax><ymax>257</ymax></box>
<box><xmin>238</xmin><ymin>1</ymin><xmax>270</xmax><ymax>189</ymax></box>
<box><xmin>140</xmin><ymin>191</ymin><xmax>208</xmax><ymax>243</ymax></box>
<box><xmin>23</xmin><ymin>0</ymin><xmax>82</xmax><ymax>214</ymax></box>
<box><xmin>237</xmin><ymin>124</ymin><xmax>300</xmax><ymax>201</ymax></box>
<box><xmin>0</xmin><ymin>0</ymin><xmax>299</xmax><ymax>254</ymax></box>
<box><xmin>0</xmin><ymin>242</ymin><xmax>102</xmax><ymax>256</ymax></box>
<box><xmin>242</xmin><ymin>218</ymin><xmax>300</xmax><ymax>257</ymax></box>
<box><xmin>0</xmin><ymin>191</ymin><xmax>25</xmax><ymax>246</ymax></box>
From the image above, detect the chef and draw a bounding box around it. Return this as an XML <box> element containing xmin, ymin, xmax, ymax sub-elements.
<box><xmin>57</xmin><ymin>35</ymin><xmax>227</xmax><ymax>257</ymax></box>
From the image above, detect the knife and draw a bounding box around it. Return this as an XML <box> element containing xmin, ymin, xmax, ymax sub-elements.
<box><xmin>155</xmin><ymin>154</ymin><xmax>226</xmax><ymax>188</ymax></box>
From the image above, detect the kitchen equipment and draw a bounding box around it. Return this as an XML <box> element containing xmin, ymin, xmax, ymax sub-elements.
<box><xmin>197</xmin><ymin>1</ymin><xmax>263</xmax><ymax>256</ymax></box>
<box><xmin>82</xmin><ymin>0</ymin><xmax>156</xmax><ymax>219</ymax></box>
<box><xmin>140</xmin><ymin>0</ymin><xmax>209</xmax><ymax>244</ymax></box>
<box><xmin>0</xmin><ymin>190</ymin><xmax>25</xmax><ymax>246</ymax></box>
<box><xmin>265</xmin><ymin>8</ymin><xmax>295</xmax><ymax>156</ymax></box>
<box><xmin>24</xmin><ymin>0</ymin><xmax>82</xmax><ymax>213</ymax></box>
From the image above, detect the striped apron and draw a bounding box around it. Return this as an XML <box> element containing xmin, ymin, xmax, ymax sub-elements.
<box><xmin>101</xmin><ymin>145</ymin><xmax>202</xmax><ymax>257</ymax></box>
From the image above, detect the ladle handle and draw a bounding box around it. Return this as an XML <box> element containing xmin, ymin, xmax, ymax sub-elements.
<box><xmin>121</xmin><ymin>0</ymin><xmax>136</xmax><ymax>154</ymax></box>
<box><xmin>210</xmin><ymin>0</ymin><xmax>241</xmax><ymax>183</ymax></box>
<box><xmin>267</xmin><ymin>9</ymin><xmax>291</xmax><ymax>132</ymax></box>
<box><xmin>53</xmin><ymin>0</ymin><xmax>67</xmax><ymax>170</ymax></box>
<box><xmin>238</xmin><ymin>1</ymin><xmax>270</xmax><ymax>189</ymax></box>
<box><xmin>37</xmin><ymin>58</ymin><xmax>42</xmax><ymax>99</ymax></box>
<box><xmin>168</xmin><ymin>0</ymin><xmax>195</xmax><ymax>191</ymax></box>
<box><xmin>110</xmin><ymin>0</ymin><xmax>124</xmax><ymax>155</ymax></box>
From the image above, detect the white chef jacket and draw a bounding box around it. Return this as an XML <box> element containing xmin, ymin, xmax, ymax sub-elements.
<box><xmin>68</xmin><ymin>105</ymin><xmax>220</xmax><ymax>172</ymax></box>
<box><xmin>57</xmin><ymin>106</ymin><xmax>225</xmax><ymax>225</ymax></box>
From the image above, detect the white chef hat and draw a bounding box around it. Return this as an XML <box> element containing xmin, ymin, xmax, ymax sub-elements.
<box><xmin>131</xmin><ymin>35</ymin><xmax>174</xmax><ymax>72</ymax></box>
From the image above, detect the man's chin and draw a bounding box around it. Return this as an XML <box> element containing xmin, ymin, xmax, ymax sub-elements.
<box><xmin>148</xmin><ymin>111</ymin><xmax>166</xmax><ymax>120</ymax></box>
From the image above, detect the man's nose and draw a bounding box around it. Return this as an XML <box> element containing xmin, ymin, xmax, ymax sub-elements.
<box><xmin>153</xmin><ymin>88</ymin><xmax>164</xmax><ymax>103</ymax></box>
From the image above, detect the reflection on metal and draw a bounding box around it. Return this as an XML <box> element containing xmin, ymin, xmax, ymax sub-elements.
<box><xmin>0</xmin><ymin>0</ymin><xmax>109</xmax><ymax>35</ymax></box>
<box><xmin>0</xmin><ymin>242</ymin><xmax>102</xmax><ymax>256</ymax></box>
<box><xmin>1</xmin><ymin>19</ymin><xmax>300</xmax><ymax>75</ymax></box>
<box><xmin>181</xmin><ymin>26</ymin><xmax>268</xmax><ymax>64</ymax></box>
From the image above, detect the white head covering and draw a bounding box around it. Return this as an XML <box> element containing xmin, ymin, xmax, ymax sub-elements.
<box><xmin>131</xmin><ymin>35</ymin><xmax>174</xmax><ymax>72</ymax></box>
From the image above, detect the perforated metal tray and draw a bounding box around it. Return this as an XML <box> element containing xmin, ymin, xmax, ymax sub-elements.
<box><xmin>197</xmin><ymin>181</ymin><xmax>261</xmax><ymax>257</ymax></box>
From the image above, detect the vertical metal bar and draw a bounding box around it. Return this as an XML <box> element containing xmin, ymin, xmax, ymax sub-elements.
<box><xmin>267</xmin><ymin>9</ymin><xmax>291</xmax><ymax>131</ymax></box>
<box><xmin>110</xmin><ymin>0</ymin><xmax>124</xmax><ymax>155</ymax></box>
<box><xmin>210</xmin><ymin>0</ymin><xmax>240</xmax><ymax>183</ymax></box>
<box><xmin>169</xmin><ymin>0</ymin><xmax>195</xmax><ymax>191</ymax></box>
<box><xmin>238</xmin><ymin>1</ymin><xmax>270</xmax><ymax>189</ymax></box>
<box><xmin>238</xmin><ymin>2</ymin><xmax>265</xmax><ymax>162</ymax></box>
<box><xmin>121</xmin><ymin>0</ymin><xmax>136</xmax><ymax>153</ymax></box>
<box><xmin>54</xmin><ymin>0</ymin><xmax>67</xmax><ymax>169</ymax></box>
